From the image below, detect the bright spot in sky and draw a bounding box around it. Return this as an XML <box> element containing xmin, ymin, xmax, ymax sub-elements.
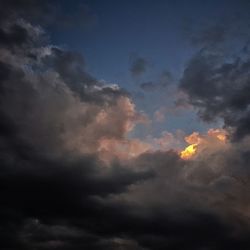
<box><xmin>180</xmin><ymin>143</ymin><xmax>197</xmax><ymax>160</ymax></box>
<box><xmin>180</xmin><ymin>128</ymin><xmax>227</xmax><ymax>160</ymax></box>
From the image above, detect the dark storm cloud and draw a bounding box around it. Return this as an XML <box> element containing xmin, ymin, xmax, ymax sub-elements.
<box><xmin>44</xmin><ymin>47</ymin><xmax>129</xmax><ymax>105</ymax></box>
<box><xmin>179</xmin><ymin>1</ymin><xmax>250</xmax><ymax>140</ymax></box>
<box><xmin>0</xmin><ymin>10</ymin><xmax>135</xmax><ymax>155</ymax></box>
<box><xmin>97</xmin><ymin>149</ymin><xmax>250</xmax><ymax>250</ymax></box>
<box><xmin>0</xmin><ymin>149</ymin><xmax>153</xmax><ymax>249</ymax></box>
<box><xmin>0</xmin><ymin>3</ymin><xmax>152</xmax><ymax>249</ymax></box>
<box><xmin>180</xmin><ymin>49</ymin><xmax>250</xmax><ymax>140</ymax></box>
<box><xmin>1</xmin><ymin>1</ymin><xmax>250</xmax><ymax>250</ymax></box>
<box><xmin>130</xmin><ymin>56</ymin><xmax>149</xmax><ymax>77</ymax></box>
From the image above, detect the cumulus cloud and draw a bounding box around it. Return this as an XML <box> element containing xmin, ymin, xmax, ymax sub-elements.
<box><xmin>1</xmin><ymin>1</ymin><xmax>250</xmax><ymax>250</ymax></box>
<box><xmin>0</xmin><ymin>15</ymin><xmax>148</xmax><ymax>159</ymax></box>
<box><xmin>180</xmin><ymin>49</ymin><xmax>250</xmax><ymax>141</ymax></box>
<box><xmin>104</xmin><ymin>131</ymin><xmax>250</xmax><ymax>249</ymax></box>
<box><xmin>179</xmin><ymin>1</ymin><xmax>250</xmax><ymax>141</ymax></box>
<box><xmin>0</xmin><ymin>2</ymin><xmax>152</xmax><ymax>249</ymax></box>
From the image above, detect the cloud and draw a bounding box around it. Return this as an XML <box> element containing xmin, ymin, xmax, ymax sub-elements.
<box><xmin>0</xmin><ymin>5</ymin><xmax>153</xmax><ymax>249</ymax></box>
<box><xmin>179</xmin><ymin>2</ymin><xmax>250</xmax><ymax>142</ymax></box>
<box><xmin>104</xmin><ymin>145</ymin><xmax>250</xmax><ymax>250</ymax></box>
<box><xmin>130</xmin><ymin>56</ymin><xmax>149</xmax><ymax>77</ymax></box>
<box><xmin>0</xmin><ymin>15</ymin><xmax>148</xmax><ymax>158</ymax></box>
<box><xmin>179</xmin><ymin>48</ymin><xmax>250</xmax><ymax>140</ymax></box>
<box><xmin>1</xmin><ymin>1</ymin><xmax>250</xmax><ymax>250</ymax></box>
<box><xmin>140</xmin><ymin>70</ymin><xmax>172</xmax><ymax>92</ymax></box>
<box><xmin>139</xmin><ymin>81</ymin><xmax>155</xmax><ymax>91</ymax></box>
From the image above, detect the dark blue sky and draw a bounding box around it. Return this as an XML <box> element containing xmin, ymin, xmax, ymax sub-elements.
<box><xmin>49</xmin><ymin>0</ymin><xmax>247</xmax><ymax>137</ymax></box>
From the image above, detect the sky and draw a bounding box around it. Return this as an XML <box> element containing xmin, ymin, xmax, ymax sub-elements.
<box><xmin>1</xmin><ymin>0</ymin><xmax>250</xmax><ymax>249</ymax></box>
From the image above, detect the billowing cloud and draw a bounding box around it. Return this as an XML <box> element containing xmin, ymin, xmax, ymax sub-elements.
<box><xmin>1</xmin><ymin>1</ymin><xmax>250</xmax><ymax>250</ymax></box>
<box><xmin>180</xmin><ymin>49</ymin><xmax>250</xmax><ymax>141</ymax></box>
<box><xmin>104</xmin><ymin>130</ymin><xmax>250</xmax><ymax>249</ymax></box>
<box><xmin>0</xmin><ymin>3</ymin><xmax>153</xmax><ymax>249</ymax></box>
<box><xmin>0</xmin><ymin>16</ymin><xmax>148</xmax><ymax>158</ymax></box>
<box><xmin>179</xmin><ymin>1</ymin><xmax>250</xmax><ymax>142</ymax></box>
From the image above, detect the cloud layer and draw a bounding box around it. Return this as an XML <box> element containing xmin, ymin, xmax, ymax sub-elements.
<box><xmin>1</xmin><ymin>1</ymin><xmax>250</xmax><ymax>250</ymax></box>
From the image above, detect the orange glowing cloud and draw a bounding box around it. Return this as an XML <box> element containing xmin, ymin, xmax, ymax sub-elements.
<box><xmin>180</xmin><ymin>143</ymin><xmax>198</xmax><ymax>160</ymax></box>
<box><xmin>207</xmin><ymin>128</ymin><xmax>227</xmax><ymax>142</ymax></box>
<box><xmin>180</xmin><ymin>128</ymin><xmax>228</xmax><ymax>160</ymax></box>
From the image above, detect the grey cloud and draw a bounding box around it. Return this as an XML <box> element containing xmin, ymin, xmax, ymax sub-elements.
<box><xmin>0</xmin><ymin>5</ymin><xmax>154</xmax><ymax>250</ymax></box>
<box><xmin>104</xmin><ymin>146</ymin><xmax>250</xmax><ymax>250</ymax></box>
<box><xmin>0</xmin><ymin>14</ymin><xmax>136</xmax><ymax>157</ymax></box>
<box><xmin>140</xmin><ymin>70</ymin><xmax>172</xmax><ymax>92</ymax></box>
<box><xmin>130</xmin><ymin>56</ymin><xmax>149</xmax><ymax>77</ymax></box>
<box><xmin>140</xmin><ymin>81</ymin><xmax>155</xmax><ymax>91</ymax></box>
<box><xmin>180</xmin><ymin>49</ymin><xmax>250</xmax><ymax>140</ymax></box>
<box><xmin>1</xmin><ymin>1</ymin><xmax>250</xmax><ymax>250</ymax></box>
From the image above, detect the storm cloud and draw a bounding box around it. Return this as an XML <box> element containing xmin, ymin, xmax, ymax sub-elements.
<box><xmin>1</xmin><ymin>1</ymin><xmax>250</xmax><ymax>250</ymax></box>
<box><xmin>180</xmin><ymin>49</ymin><xmax>250</xmax><ymax>141</ymax></box>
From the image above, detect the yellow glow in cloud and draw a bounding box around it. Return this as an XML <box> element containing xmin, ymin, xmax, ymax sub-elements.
<box><xmin>180</xmin><ymin>143</ymin><xmax>197</xmax><ymax>160</ymax></box>
<box><xmin>180</xmin><ymin>128</ymin><xmax>228</xmax><ymax>160</ymax></box>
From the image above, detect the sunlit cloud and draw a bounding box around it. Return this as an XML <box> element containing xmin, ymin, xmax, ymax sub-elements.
<box><xmin>180</xmin><ymin>128</ymin><xmax>228</xmax><ymax>160</ymax></box>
